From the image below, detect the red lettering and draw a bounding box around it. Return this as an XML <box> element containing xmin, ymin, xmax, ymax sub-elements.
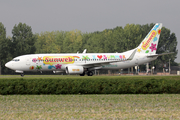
<box><xmin>68</xmin><ymin>57</ymin><xmax>72</xmax><ymax>62</ymax></box>
<box><xmin>60</xmin><ymin>58</ymin><xmax>64</xmax><ymax>62</ymax></box>
<box><xmin>44</xmin><ymin>57</ymin><xmax>74</xmax><ymax>63</ymax></box>
<box><xmin>54</xmin><ymin>58</ymin><xmax>58</xmax><ymax>62</ymax></box>
<box><xmin>45</xmin><ymin>57</ymin><xmax>50</xmax><ymax>62</ymax></box>
<box><xmin>51</xmin><ymin>58</ymin><xmax>53</xmax><ymax>62</ymax></box>
<box><xmin>65</xmin><ymin>58</ymin><xmax>68</xmax><ymax>62</ymax></box>
<box><xmin>143</xmin><ymin>32</ymin><xmax>156</xmax><ymax>49</ymax></box>
<box><xmin>58</xmin><ymin>58</ymin><xmax>61</xmax><ymax>61</ymax></box>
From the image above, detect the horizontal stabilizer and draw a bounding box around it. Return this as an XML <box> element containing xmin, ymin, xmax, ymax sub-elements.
<box><xmin>147</xmin><ymin>52</ymin><xmax>174</xmax><ymax>58</ymax></box>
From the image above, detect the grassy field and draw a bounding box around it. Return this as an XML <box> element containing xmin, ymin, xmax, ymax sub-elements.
<box><xmin>0</xmin><ymin>74</ymin><xmax>180</xmax><ymax>80</ymax></box>
<box><xmin>0</xmin><ymin>75</ymin><xmax>180</xmax><ymax>119</ymax></box>
<box><xmin>0</xmin><ymin>94</ymin><xmax>180</xmax><ymax>119</ymax></box>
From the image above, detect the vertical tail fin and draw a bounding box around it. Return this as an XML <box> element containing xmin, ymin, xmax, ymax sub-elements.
<box><xmin>137</xmin><ymin>23</ymin><xmax>162</xmax><ymax>54</ymax></box>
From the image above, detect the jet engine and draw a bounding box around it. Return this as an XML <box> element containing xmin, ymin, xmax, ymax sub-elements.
<box><xmin>65</xmin><ymin>66</ymin><xmax>84</xmax><ymax>74</ymax></box>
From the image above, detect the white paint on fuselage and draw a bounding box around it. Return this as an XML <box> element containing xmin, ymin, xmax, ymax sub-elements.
<box><xmin>5</xmin><ymin>49</ymin><xmax>157</xmax><ymax>72</ymax></box>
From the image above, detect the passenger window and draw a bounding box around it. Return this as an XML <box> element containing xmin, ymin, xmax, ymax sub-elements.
<box><xmin>13</xmin><ymin>59</ymin><xmax>20</xmax><ymax>62</ymax></box>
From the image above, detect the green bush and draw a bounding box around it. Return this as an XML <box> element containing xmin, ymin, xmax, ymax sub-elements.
<box><xmin>0</xmin><ymin>77</ymin><xmax>180</xmax><ymax>95</ymax></box>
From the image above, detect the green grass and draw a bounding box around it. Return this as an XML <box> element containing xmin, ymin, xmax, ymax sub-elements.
<box><xmin>0</xmin><ymin>75</ymin><xmax>180</xmax><ymax>80</ymax></box>
<box><xmin>0</xmin><ymin>75</ymin><xmax>180</xmax><ymax>118</ymax></box>
<box><xmin>0</xmin><ymin>95</ymin><xmax>180</xmax><ymax>119</ymax></box>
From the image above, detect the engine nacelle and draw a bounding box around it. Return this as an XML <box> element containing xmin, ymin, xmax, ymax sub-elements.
<box><xmin>65</xmin><ymin>66</ymin><xmax>84</xmax><ymax>74</ymax></box>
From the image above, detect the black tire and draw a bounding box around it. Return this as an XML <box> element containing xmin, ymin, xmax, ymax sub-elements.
<box><xmin>21</xmin><ymin>73</ymin><xmax>24</xmax><ymax>77</ymax></box>
<box><xmin>87</xmin><ymin>71</ymin><xmax>93</xmax><ymax>76</ymax></box>
<box><xmin>80</xmin><ymin>72</ymin><xmax>85</xmax><ymax>76</ymax></box>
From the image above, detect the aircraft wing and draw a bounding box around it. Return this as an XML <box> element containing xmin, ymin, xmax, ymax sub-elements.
<box><xmin>147</xmin><ymin>52</ymin><xmax>174</xmax><ymax>58</ymax></box>
<box><xmin>78</xmin><ymin>49</ymin><xmax>137</xmax><ymax>67</ymax></box>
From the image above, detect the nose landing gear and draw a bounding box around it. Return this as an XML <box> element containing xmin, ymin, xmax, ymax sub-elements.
<box><xmin>21</xmin><ymin>73</ymin><xmax>24</xmax><ymax>77</ymax></box>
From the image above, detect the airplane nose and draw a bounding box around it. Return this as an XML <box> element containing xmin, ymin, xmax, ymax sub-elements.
<box><xmin>5</xmin><ymin>62</ymin><xmax>11</xmax><ymax>68</ymax></box>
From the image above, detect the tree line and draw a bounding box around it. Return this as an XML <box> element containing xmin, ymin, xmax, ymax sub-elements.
<box><xmin>0</xmin><ymin>22</ymin><xmax>178</xmax><ymax>74</ymax></box>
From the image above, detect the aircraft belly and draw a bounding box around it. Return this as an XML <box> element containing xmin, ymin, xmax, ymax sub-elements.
<box><xmin>101</xmin><ymin>62</ymin><xmax>134</xmax><ymax>70</ymax></box>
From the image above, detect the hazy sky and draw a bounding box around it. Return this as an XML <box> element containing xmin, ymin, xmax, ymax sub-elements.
<box><xmin>1</xmin><ymin>0</ymin><xmax>180</xmax><ymax>62</ymax></box>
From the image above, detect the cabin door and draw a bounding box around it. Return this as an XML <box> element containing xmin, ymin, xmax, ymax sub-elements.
<box><xmin>26</xmin><ymin>57</ymin><xmax>31</xmax><ymax>66</ymax></box>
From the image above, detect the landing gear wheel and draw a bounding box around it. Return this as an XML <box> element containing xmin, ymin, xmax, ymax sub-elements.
<box><xmin>80</xmin><ymin>72</ymin><xmax>85</xmax><ymax>76</ymax></box>
<box><xmin>21</xmin><ymin>73</ymin><xmax>24</xmax><ymax>77</ymax></box>
<box><xmin>87</xmin><ymin>71</ymin><xmax>93</xmax><ymax>76</ymax></box>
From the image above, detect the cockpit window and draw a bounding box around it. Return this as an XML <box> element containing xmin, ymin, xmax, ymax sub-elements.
<box><xmin>12</xmin><ymin>59</ymin><xmax>20</xmax><ymax>62</ymax></box>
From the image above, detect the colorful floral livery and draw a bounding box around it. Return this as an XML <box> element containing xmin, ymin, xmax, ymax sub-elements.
<box><xmin>5</xmin><ymin>23</ymin><xmax>167</xmax><ymax>77</ymax></box>
<box><xmin>141</xmin><ymin>30</ymin><xmax>157</xmax><ymax>50</ymax></box>
<box><xmin>141</xmin><ymin>23</ymin><xmax>161</xmax><ymax>51</ymax></box>
<box><xmin>43</xmin><ymin>56</ymin><xmax>75</xmax><ymax>65</ymax></box>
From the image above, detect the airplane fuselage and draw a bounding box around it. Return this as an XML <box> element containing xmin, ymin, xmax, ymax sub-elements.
<box><xmin>5</xmin><ymin>50</ymin><xmax>157</xmax><ymax>73</ymax></box>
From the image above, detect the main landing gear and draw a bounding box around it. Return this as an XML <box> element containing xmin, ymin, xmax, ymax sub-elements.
<box><xmin>80</xmin><ymin>72</ymin><xmax>85</xmax><ymax>76</ymax></box>
<box><xmin>79</xmin><ymin>71</ymin><xmax>93</xmax><ymax>76</ymax></box>
<box><xmin>87</xmin><ymin>71</ymin><xmax>93</xmax><ymax>76</ymax></box>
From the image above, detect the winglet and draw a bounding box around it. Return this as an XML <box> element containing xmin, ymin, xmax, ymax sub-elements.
<box><xmin>127</xmin><ymin>49</ymin><xmax>137</xmax><ymax>60</ymax></box>
<box><xmin>83</xmin><ymin>49</ymin><xmax>87</xmax><ymax>53</ymax></box>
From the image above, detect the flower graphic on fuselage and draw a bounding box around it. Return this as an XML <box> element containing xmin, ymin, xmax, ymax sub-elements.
<box><xmin>29</xmin><ymin>66</ymin><xmax>35</xmax><ymax>70</ymax></box>
<box><xmin>55</xmin><ymin>64</ymin><xmax>62</xmax><ymax>69</ymax></box>
<box><xmin>82</xmin><ymin>56</ymin><xmax>90</xmax><ymax>63</ymax></box>
<box><xmin>149</xmin><ymin>43</ymin><xmax>157</xmax><ymax>52</ymax></box>
<box><xmin>36</xmin><ymin>65</ymin><xmax>42</xmax><ymax>70</ymax></box>
<box><xmin>158</xmin><ymin>29</ymin><xmax>161</xmax><ymax>35</ymax></box>
<box><xmin>82</xmin><ymin>56</ymin><xmax>90</xmax><ymax>60</ymax></box>
<box><xmin>32</xmin><ymin>58</ymin><xmax>37</xmax><ymax>63</ymax></box>
<box><xmin>153</xmin><ymin>37</ymin><xmax>157</xmax><ymax>42</ymax></box>
<box><xmin>48</xmin><ymin>65</ymin><xmax>56</xmax><ymax>69</ymax></box>
<box><xmin>37</xmin><ymin>57</ymin><xmax>42</xmax><ymax>62</ymax></box>
<box><xmin>137</xmin><ymin>48</ymin><xmax>141</xmax><ymax>53</ymax></box>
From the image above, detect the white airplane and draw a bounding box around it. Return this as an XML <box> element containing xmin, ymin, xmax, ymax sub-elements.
<box><xmin>5</xmin><ymin>23</ymin><xmax>172</xmax><ymax>76</ymax></box>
